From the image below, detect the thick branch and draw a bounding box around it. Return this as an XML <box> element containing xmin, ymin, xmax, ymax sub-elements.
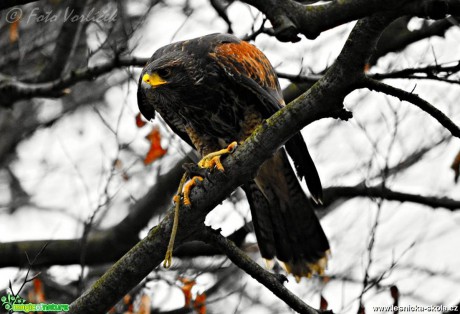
<box><xmin>36</xmin><ymin>0</ymin><xmax>88</xmax><ymax>81</ymax></box>
<box><xmin>240</xmin><ymin>0</ymin><xmax>458</xmax><ymax>42</ymax></box>
<box><xmin>362</xmin><ymin>78</ymin><xmax>460</xmax><ymax>138</ymax></box>
<box><xmin>68</xmin><ymin>15</ymin><xmax>394</xmax><ymax>314</ymax></box>
<box><xmin>370</xmin><ymin>16</ymin><xmax>457</xmax><ymax>65</ymax></box>
<box><xmin>0</xmin><ymin>56</ymin><xmax>149</xmax><ymax>106</ymax></box>
<box><xmin>200</xmin><ymin>227</ymin><xmax>322</xmax><ymax>314</ymax></box>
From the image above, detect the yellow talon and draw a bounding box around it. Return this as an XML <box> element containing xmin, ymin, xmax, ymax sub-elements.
<box><xmin>281</xmin><ymin>251</ymin><xmax>329</xmax><ymax>280</ymax></box>
<box><xmin>197</xmin><ymin>141</ymin><xmax>237</xmax><ymax>172</ymax></box>
<box><xmin>183</xmin><ymin>176</ymin><xmax>204</xmax><ymax>206</ymax></box>
<box><xmin>173</xmin><ymin>194</ymin><xmax>180</xmax><ymax>204</ymax></box>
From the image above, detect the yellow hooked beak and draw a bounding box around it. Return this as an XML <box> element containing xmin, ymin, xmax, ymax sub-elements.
<box><xmin>142</xmin><ymin>73</ymin><xmax>167</xmax><ymax>88</ymax></box>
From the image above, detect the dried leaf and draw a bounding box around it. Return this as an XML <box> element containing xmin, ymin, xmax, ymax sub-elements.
<box><xmin>33</xmin><ymin>278</ymin><xmax>45</xmax><ymax>303</ymax></box>
<box><xmin>144</xmin><ymin>127</ymin><xmax>167</xmax><ymax>165</ymax></box>
<box><xmin>364</xmin><ymin>63</ymin><xmax>371</xmax><ymax>73</ymax></box>
<box><xmin>320</xmin><ymin>295</ymin><xmax>328</xmax><ymax>311</ymax></box>
<box><xmin>137</xmin><ymin>294</ymin><xmax>151</xmax><ymax>314</ymax></box>
<box><xmin>123</xmin><ymin>294</ymin><xmax>134</xmax><ymax>313</ymax></box>
<box><xmin>451</xmin><ymin>150</ymin><xmax>460</xmax><ymax>183</ymax></box>
<box><xmin>9</xmin><ymin>19</ymin><xmax>19</xmax><ymax>44</ymax></box>
<box><xmin>179</xmin><ymin>278</ymin><xmax>196</xmax><ymax>307</ymax></box>
<box><xmin>122</xmin><ymin>172</ymin><xmax>130</xmax><ymax>181</ymax></box>
<box><xmin>194</xmin><ymin>293</ymin><xmax>206</xmax><ymax>314</ymax></box>
<box><xmin>123</xmin><ymin>294</ymin><xmax>132</xmax><ymax>305</ymax></box>
<box><xmin>113</xmin><ymin>158</ymin><xmax>123</xmax><ymax>169</ymax></box>
<box><xmin>136</xmin><ymin>113</ymin><xmax>147</xmax><ymax>128</ymax></box>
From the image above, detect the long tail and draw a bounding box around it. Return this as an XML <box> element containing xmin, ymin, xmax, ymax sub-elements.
<box><xmin>243</xmin><ymin>148</ymin><xmax>329</xmax><ymax>278</ymax></box>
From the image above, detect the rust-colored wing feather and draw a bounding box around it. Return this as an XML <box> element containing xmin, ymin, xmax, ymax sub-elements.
<box><xmin>210</xmin><ymin>40</ymin><xmax>284</xmax><ymax>117</ymax></box>
<box><xmin>210</xmin><ymin>39</ymin><xmax>323</xmax><ymax>201</ymax></box>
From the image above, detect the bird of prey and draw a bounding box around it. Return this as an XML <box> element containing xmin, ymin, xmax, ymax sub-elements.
<box><xmin>137</xmin><ymin>33</ymin><xmax>329</xmax><ymax>278</ymax></box>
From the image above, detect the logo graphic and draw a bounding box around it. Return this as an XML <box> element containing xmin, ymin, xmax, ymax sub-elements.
<box><xmin>1</xmin><ymin>293</ymin><xmax>26</xmax><ymax>311</ymax></box>
<box><xmin>1</xmin><ymin>293</ymin><xmax>69</xmax><ymax>312</ymax></box>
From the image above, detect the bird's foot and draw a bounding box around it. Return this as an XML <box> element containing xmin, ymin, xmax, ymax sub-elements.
<box><xmin>164</xmin><ymin>142</ymin><xmax>237</xmax><ymax>268</ymax></box>
<box><xmin>197</xmin><ymin>141</ymin><xmax>238</xmax><ymax>171</ymax></box>
<box><xmin>183</xmin><ymin>176</ymin><xmax>204</xmax><ymax>206</ymax></box>
<box><xmin>182</xmin><ymin>141</ymin><xmax>238</xmax><ymax>206</ymax></box>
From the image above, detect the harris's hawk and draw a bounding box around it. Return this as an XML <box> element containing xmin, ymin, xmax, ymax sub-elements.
<box><xmin>137</xmin><ymin>33</ymin><xmax>329</xmax><ymax>278</ymax></box>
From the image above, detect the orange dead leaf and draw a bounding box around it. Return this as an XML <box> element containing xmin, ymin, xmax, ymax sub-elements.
<box><xmin>179</xmin><ymin>278</ymin><xmax>196</xmax><ymax>307</ymax></box>
<box><xmin>320</xmin><ymin>295</ymin><xmax>328</xmax><ymax>311</ymax></box>
<box><xmin>451</xmin><ymin>150</ymin><xmax>460</xmax><ymax>183</ymax></box>
<box><xmin>144</xmin><ymin>127</ymin><xmax>167</xmax><ymax>165</ymax></box>
<box><xmin>28</xmin><ymin>278</ymin><xmax>45</xmax><ymax>314</ymax></box>
<box><xmin>9</xmin><ymin>19</ymin><xmax>19</xmax><ymax>44</ymax></box>
<box><xmin>137</xmin><ymin>294</ymin><xmax>151</xmax><ymax>314</ymax></box>
<box><xmin>122</xmin><ymin>294</ymin><xmax>134</xmax><ymax>314</ymax></box>
<box><xmin>194</xmin><ymin>293</ymin><xmax>206</xmax><ymax>314</ymax></box>
<box><xmin>113</xmin><ymin>158</ymin><xmax>123</xmax><ymax>169</ymax></box>
<box><xmin>364</xmin><ymin>63</ymin><xmax>371</xmax><ymax>73</ymax></box>
<box><xmin>136</xmin><ymin>113</ymin><xmax>147</xmax><ymax>128</ymax></box>
<box><xmin>122</xmin><ymin>171</ymin><xmax>130</xmax><ymax>181</ymax></box>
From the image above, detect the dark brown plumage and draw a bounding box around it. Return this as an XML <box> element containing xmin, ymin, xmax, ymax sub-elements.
<box><xmin>138</xmin><ymin>33</ymin><xmax>329</xmax><ymax>277</ymax></box>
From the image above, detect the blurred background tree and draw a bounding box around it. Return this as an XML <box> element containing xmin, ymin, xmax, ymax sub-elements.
<box><xmin>0</xmin><ymin>0</ymin><xmax>459</xmax><ymax>313</ymax></box>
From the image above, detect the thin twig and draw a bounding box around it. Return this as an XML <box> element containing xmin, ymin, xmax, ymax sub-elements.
<box><xmin>362</xmin><ymin>78</ymin><xmax>460</xmax><ymax>138</ymax></box>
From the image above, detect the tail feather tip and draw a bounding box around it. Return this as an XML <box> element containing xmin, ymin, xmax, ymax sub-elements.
<box><xmin>283</xmin><ymin>250</ymin><xmax>331</xmax><ymax>281</ymax></box>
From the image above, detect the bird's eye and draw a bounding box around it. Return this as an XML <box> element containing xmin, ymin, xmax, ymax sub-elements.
<box><xmin>157</xmin><ymin>68</ymin><xmax>172</xmax><ymax>78</ymax></box>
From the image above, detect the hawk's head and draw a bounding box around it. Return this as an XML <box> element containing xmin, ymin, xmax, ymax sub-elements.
<box><xmin>139</xmin><ymin>53</ymin><xmax>189</xmax><ymax>118</ymax></box>
<box><xmin>137</xmin><ymin>34</ymin><xmax>241</xmax><ymax>122</ymax></box>
<box><xmin>138</xmin><ymin>38</ymin><xmax>219</xmax><ymax>122</ymax></box>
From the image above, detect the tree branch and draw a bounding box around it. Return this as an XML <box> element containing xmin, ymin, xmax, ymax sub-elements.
<box><xmin>0</xmin><ymin>56</ymin><xmax>149</xmax><ymax>106</ymax></box>
<box><xmin>322</xmin><ymin>185</ymin><xmax>460</xmax><ymax>211</ymax></box>
<box><xmin>362</xmin><ymin>78</ymin><xmax>460</xmax><ymax>138</ymax></box>
<box><xmin>35</xmin><ymin>0</ymin><xmax>88</xmax><ymax>82</ymax></box>
<box><xmin>199</xmin><ymin>227</ymin><xmax>323</xmax><ymax>314</ymax></box>
<box><xmin>240</xmin><ymin>0</ymin><xmax>458</xmax><ymax>42</ymax></box>
<box><xmin>369</xmin><ymin>16</ymin><xmax>457</xmax><ymax>65</ymax></box>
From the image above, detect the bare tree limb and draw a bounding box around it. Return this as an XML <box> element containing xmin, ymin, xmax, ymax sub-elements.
<box><xmin>362</xmin><ymin>77</ymin><xmax>460</xmax><ymax>138</ymax></box>
<box><xmin>370</xmin><ymin>16</ymin><xmax>458</xmax><ymax>65</ymax></box>
<box><xmin>199</xmin><ymin>226</ymin><xmax>323</xmax><ymax>314</ymax></box>
<box><xmin>0</xmin><ymin>56</ymin><xmax>149</xmax><ymax>106</ymax></box>
<box><xmin>372</xmin><ymin>61</ymin><xmax>460</xmax><ymax>84</ymax></box>
<box><xmin>279</xmin><ymin>61</ymin><xmax>460</xmax><ymax>85</ymax></box>
<box><xmin>322</xmin><ymin>185</ymin><xmax>460</xmax><ymax>211</ymax></box>
<box><xmin>240</xmin><ymin>0</ymin><xmax>459</xmax><ymax>42</ymax></box>
<box><xmin>35</xmin><ymin>0</ymin><xmax>88</xmax><ymax>81</ymax></box>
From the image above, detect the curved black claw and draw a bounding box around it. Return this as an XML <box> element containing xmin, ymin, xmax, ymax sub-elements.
<box><xmin>274</xmin><ymin>273</ymin><xmax>288</xmax><ymax>284</ymax></box>
<box><xmin>182</xmin><ymin>162</ymin><xmax>213</xmax><ymax>182</ymax></box>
